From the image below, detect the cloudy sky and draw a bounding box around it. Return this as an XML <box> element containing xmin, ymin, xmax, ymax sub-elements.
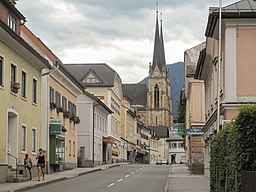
<box><xmin>17</xmin><ymin>0</ymin><xmax>234</xmax><ymax>83</ymax></box>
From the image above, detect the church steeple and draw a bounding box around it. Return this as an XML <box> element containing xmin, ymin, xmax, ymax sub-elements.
<box><xmin>152</xmin><ymin>8</ymin><xmax>166</xmax><ymax>72</ymax></box>
<box><xmin>152</xmin><ymin>8</ymin><xmax>162</xmax><ymax>72</ymax></box>
<box><xmin>159</xmin><ymin>12</ymin><xmax>166</xmax><ymax>69</ymax></box>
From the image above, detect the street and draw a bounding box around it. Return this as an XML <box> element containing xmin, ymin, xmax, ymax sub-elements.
<box><xmin>25</xmin><ymin>165</ymin><xmax>170</xmax><ymax>192</ymax></box>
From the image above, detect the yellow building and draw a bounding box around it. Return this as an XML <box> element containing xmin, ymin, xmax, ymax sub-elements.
<box><xmin>184</xmin><ymin>43</ymin><xmax>205</xmax><ymax>174</ymax></box>
<box><xmin>0</xmin><ymin>0</ymin><xmax>51</xmax><ymax>183</ymax></box>
<box><xmin>20</xmin><ymin>26</ymin><xmax>83</xmax><ymax>172</ymax></box>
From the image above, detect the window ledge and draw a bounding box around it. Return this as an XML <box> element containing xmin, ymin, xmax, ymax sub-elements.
<box><xmin>10</xmin><ymin>91</ymin><xmax>17</xmax><ymax>97</ymax></box>
<box><xmin>32</xmin><ymin>102</ymin><xmax>38</xmax><ymax>107</ymax></box>
<box><xmin>21</xmin><ymin>150</ymin><xmax>26</xmax><ymax>154</ymax></box>
<box><xmin>0</xmin><ymin>86</ymin><xmax>4</xmax><ymax>90</ymax></box>
<box><xmin>21</xmin><ymin>97</ymin><xmax>27</xmax><ymax>101</ymax></box>
<box><xmin>31</xmin><ymin>152</ymin><xmax>36</xmax><ymax>156</ymax></box>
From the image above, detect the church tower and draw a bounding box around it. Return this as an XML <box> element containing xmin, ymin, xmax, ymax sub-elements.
<box><xmin>147</xmin><ymin>10</ymin><xmax>173</xmax><ymax>128</ymax></box>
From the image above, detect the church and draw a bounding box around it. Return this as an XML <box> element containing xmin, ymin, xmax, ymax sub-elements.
<box><xmin>123</xmin><ymin>9</ymin><xmax>173</xmax><ymax>162</ymax></box>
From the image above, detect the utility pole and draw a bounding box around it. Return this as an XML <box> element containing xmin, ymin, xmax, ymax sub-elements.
<box><xmin>217</xmin><ymin>0</ymin><xmax>222</xmax><ymax>132</ymax></box>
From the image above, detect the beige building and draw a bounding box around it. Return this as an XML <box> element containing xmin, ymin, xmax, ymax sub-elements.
<box><xmin>120</xmin><ymin>96</ymin><xmax>137</xmax><ymax>163</ymax></box>
<box><xmin>20</xmin><ymin>25</ymin><xmax>84</xmax><ymax>172</ymax></box>
<box><xmin>184</xmin><ymin>42</ymin><xmax>205</xmax><ymax>174</ymax></box>
<box><xmin>0</xmin><ymin>0</ymin><xmax>51</xmax><ymax>183</ymax></box>
<box><xmin>195</xmin><ymin>0</ymin><xmax>256</xmax><ymax>176</ymax></box>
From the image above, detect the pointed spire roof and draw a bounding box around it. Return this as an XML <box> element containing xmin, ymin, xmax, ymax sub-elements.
<box><xmin>159</xmin><ymin>12</ymin><xmax>166</xmax><ymax>68</ymax></box>
<box><xmin>152</xmin><ymin>8</ymin><xmax>166</xmax><ymax>72</ymax></box>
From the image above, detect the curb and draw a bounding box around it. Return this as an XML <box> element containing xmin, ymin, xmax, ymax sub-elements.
<box><xmin>164</xmin><ymin>166</ymin><xmax>172</xmax><ymax>192</ymax></box>
<box><xmin>11</xmin><ymin>164</ymin><xmax>122</xmax><ymax>192</ymax></box>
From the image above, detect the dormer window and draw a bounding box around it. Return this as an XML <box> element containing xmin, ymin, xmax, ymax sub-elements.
<box><xmin>8</xmin><ymin>13</ymin><xmax>16</xmax><ymax>32</ymax></box>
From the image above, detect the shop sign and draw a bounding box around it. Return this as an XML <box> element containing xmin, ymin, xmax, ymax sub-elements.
<box><xmin>186</xmin><ymin>128</ymin><xmax>204</xmax><ymax>135</ymax></box>
<box><xmin>50</xmin><ymin>120</ymin><xmax>62</xmax><ymax>135</ymax></box>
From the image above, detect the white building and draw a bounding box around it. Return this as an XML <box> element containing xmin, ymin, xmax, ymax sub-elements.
<box><xmin>167</xmin><ymin>126</ymin><xmax>185</xmax><ymax>164</ymax></box>
<box><xmin>77</xmin><ymin>91</ymin><xmax>113</xmax><ymax>167</ymax></box>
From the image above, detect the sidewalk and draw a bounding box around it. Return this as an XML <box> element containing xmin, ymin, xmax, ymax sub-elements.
<box><xmin>168</xmin><ymin>164</ymin><xmax>210</xmax><ymax>192</ymax></box>
<box><xmin>0</xmin><ymin>163</ymin><xmax>128</xmax><ymax>192</ymax></box>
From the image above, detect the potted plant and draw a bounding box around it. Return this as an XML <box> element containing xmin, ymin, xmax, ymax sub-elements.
<box><xmin>70</xmin><ymin>114</ymin><xmax>76</xmax><ymax>122</ymax></box>
<box><xmin>57</xmin><ymin>106</ymin><xmax>63</xmax><ymax>113</ymax></box>
<box><xmin>50</xmin><ymin>102</ymin><xmax>57</xmax><ymax>110</ymax></box>
<box><xmin>11</xmin><ymin>82</ymin><xmax>20</xmax><ymax>93</ymax></box>
<box><xmin>74</xmin><ymin>116</ymin><xmax>80</xmax><ymax>124</ymax></box>
<box><xmin>63</xmin><ymin>110</ymin><xmax>70</xmax><ymax>119</ymax></box>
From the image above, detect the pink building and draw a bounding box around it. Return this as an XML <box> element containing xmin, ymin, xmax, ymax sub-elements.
<box><xmin>195</xmin><ymin>0</ymin><xmax>256</xmax><ymax>176</ymax></box>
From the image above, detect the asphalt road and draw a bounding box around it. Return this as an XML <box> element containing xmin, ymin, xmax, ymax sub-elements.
<box><xmin>25</xmin><ymin>164</ymin><xmax>170</xmax><ymax>192</ymax></box>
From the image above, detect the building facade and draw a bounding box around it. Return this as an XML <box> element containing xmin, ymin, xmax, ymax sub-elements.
<box><xmin>0</xmin><ymin>0</ymin><xmax>51</xmax><ymax>183</ymax></box>
<box><xmin>65</xmin><ymin>63</ymin><xmax>123</xmax><ymax>163</ymax></box>
<box><xmin>195</xmin><ymin>0</ymin><xmax>256</xmax><ymax>176</ymax></box>
<box><xmin>184</xmin><ymin>43</ymin><xmax>205</xmax><ymax>174</ymax></box>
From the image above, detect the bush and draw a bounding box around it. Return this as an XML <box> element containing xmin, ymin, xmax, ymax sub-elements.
<box><xmin>210</xmin><ymin>105</ymin><xmax>256</xmax><ymax>192</ymax></box>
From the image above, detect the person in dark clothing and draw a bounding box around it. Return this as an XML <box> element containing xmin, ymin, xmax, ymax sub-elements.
<box><xmin>24</xmin><ymin>154</ymin><xmax>32</xmax><ymax>180</ymax></box>
<box><xmin>36</xmin><ymin>148</ymin><xmax>45</xmax><ymax>181</ymax></box>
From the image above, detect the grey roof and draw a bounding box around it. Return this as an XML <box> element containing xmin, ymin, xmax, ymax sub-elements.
<box><xmin>149</xmin><ymin>126</ymin><xmax>169</xmax><ymax>138</ymax></box>
<box><xmin>152</xmin><ymin>11</ymin><xmax>166</xmax><ymax>72</ymax></box>
<box><xmin>166</xmin><ymin>130</ymin><xmax>183</xmax><ymax>141</ymax></box>
<box><xmin>205</xmin><ymin>0</ymin><xmax>256</xmax><ymax>37</ymax></box>
<box><xmin>64</xmin><ymin>63</ymin><xmax>118</xmax><ymax>87</ymax></box>
<box><xmin>122</xmin><ymin>84</ymin><xmax>148</xmax><ymax>107</ymax></box>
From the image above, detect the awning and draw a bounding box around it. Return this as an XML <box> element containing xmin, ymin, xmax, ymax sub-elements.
<box><xmin>103</xmin><ymin>137</ymin><xmax>114</xmax><ymax>143</ymax></box>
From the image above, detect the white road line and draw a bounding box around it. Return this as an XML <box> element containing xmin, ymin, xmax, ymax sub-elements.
<box><xmin>136</xmin><ymin>170</ymin><xmax>139</xmax><ymax>172</ymax></box>
<box><xmin>117</xmin><ymin>178</ymin><xmax>123</xmax><ymax>182</ymax></box>
<box><xmin>125</xmin><ymin>175</ymin><xmax>130</xmax><ymax>177</ymax></box>
<box><xmin>107</xmin><ymin>183</ymin><xmax>115</xmax><ymax>187</ymax></box>
<box><xmin>131</xmin><ymin>172</ymin><xmax>135</xmax><ymax>174</ymax></box>
<box><xmin>139</xmin><ymin>168</ymin><xmax>143</xmax><ymax>170</ymax></box>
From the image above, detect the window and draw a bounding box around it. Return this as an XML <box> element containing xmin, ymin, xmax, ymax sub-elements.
<box><xmin>62</xmin><ymin>96</ymin><xmax>67</xmax><ymax>110</ymax></box>
<box><xmin>73</xmin><ymin>142</ymin><xmax>75</xmax><ymax>157</ymax></box>
<box><xmin>21</xmin><ymin>125</ymin><xmax>26</xmax><ymax>151</ymax></box>
<box><xmin>55</xmin><ymin>91</ymin><xmax>61</xmax><ymax>107</ymax></box>
<box><xmin>11</xmin><ymin>64</ymin><xmax>16</xmax><ymax>83</ymax></box>
<box><xmin>32</xmin><ymin>129</ymin><xmax>36</xmax><ymax>153</ymax></box>
<box><xmin>154</xmin><ymin>84</ymin><xmax>160</xmax><ymax>108</ymax></box>
<box><xmin>171</xmin><ymin>143</ymin><xmax>177</xmax><ymax>149</ymax></box>
<box><xmin>21</xmin><ymin>71</ymin><xmax>27</xmax><ymax>98</ymax></box>
<box><xmin>69</xmin><ymin>140</ymin><xmax>71</xmax><ymax>156</ymax></box>
<box><xmin>32</xmin><ymin>78</ymin><xmax>37</xmax><ymax>103</ymax></box>
<box><xmin>8</xmin><ymin>13</ymin><xmax>16</xmax><ymax>32</ymax></box>
<box><xmin>50</xmin><ymin>87</ymin><xmax>54</xmax><ymax>103</ymax></box>
<box><xmin>0</xmin><ymin>56</ymin><xmax>3</xmax><ymax>87</ymax></box>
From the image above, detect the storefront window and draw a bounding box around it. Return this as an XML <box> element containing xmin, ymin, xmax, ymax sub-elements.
<box><xmin>55</xmin><ymin>136</ymin><xmax>65</xmax><ymax>163</ymax></box>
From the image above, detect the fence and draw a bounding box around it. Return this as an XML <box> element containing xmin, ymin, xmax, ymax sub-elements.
<box><xmin>242</xmin><ymin>171</ymin><xmax>256</xmax><ymax>192</ymax></box>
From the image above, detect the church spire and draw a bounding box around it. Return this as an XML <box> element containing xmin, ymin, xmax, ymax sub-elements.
<box><xmin>152</xmin><ymin>5</ymin><xmax>166</xmax><ymax>72</ymax></box>
<box><xmin>159</xmin><ymin>12</ymin><xmax>166</xmax><ymax>69</ymax></box>
<box><xmin>152</xmin><ymin>5</ymin><xmax>162</xmax><ymax>72</ymax></box>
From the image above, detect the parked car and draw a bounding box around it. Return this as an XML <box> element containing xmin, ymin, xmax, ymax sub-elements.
<box><xmin>156</xmin><ymin>160</ymin><xmax>169</xmax><ymax>165</ymax></box>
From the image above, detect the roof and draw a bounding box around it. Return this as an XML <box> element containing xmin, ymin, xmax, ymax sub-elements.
<box><xmin>166</xmin><ymin>130</ymin><xmax>183</xmax><ymax>142</ymax></box>
<box><xmin>2</xmin><ymin>0</ymin><xmax>26</xmax><ymax>21</ymax></box>
<box><xmin>149</xmin><ymin>126</ymin><xmax>169</xmax><ymax>138</ymax></box>
<box><xmin>122</xmin><ymin>84</ymin><xmax>148</xmax><ymax>107</ymax></box>
<box><xmin>0</xmin><ymin>19</ymin><xmax>51</xmax><ymax>69</ymax></box>
<box><xmin>205</xmin><ymin>0</ymin><xmax>256</xmax><ymax>37</ymax></box>
<box><xmin>194</xmin><ymin>48</ymin><xmax>206</xmax><ymax>79</ymax></box>
<box><xmin>152</xmin><ymin>11</ymin><xmax>166</xmax><ymax>72</ymax></box>
<box><xmin>64</xmin><ymin>63</ymin><xmax>119</xmax><ymax>87</ymax></box>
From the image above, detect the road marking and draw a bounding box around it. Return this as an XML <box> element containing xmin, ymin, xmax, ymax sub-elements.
<box><xmin>131</xmin><ymin>172</ymin><xmax>135</xmax><ymax>174</ymax></box>
<box><xmin>140</xmin><ymin>168</ymin><xmax>143</xmax><ymax>170</ymax></box>
<box><xmin>125</xmin><ymin>174</ymin><xmax>130</xmax><ymax>177</ymax></box>
<box><xmin>117</xmin><ymin>178</ymin><xmax>123</xmax><ymax>182</ymax></box>
<box><xmin>136</xmin><ymin>170</ymin><xmax>139</xmax><ymax>172</ymax></box>
<box><xmin>107</xmin><ymin>183</ymin><xmax>115</xmax><ymax>187</ymax></box>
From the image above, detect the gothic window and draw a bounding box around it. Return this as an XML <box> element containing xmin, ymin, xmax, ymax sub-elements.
<box><xmin>154</xmin><ymin>84</ymin><xmax>160</xmax><ymax>108</ymax></box>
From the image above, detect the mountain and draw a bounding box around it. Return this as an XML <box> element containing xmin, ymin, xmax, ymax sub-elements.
<box><xmin>138</xmin><ymin>62</ymin><xmax>185</xmax><ymax>120</ymax></box>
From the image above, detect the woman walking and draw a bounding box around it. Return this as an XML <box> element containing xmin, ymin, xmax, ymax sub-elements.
<box><xmin>36</xmin><ymin>148</ymin><xmax>46</xmax><ymax>181</ymax></box>
<box><xmin>24</xmin><ymin>154</ymin><xmax>32</xmax><ymax>180</ymax></box>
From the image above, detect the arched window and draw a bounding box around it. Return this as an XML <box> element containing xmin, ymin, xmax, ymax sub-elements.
<box><xmin>156</xmin><ymin>116</ymin><xmax>158</xmax><ymax>126</ymax></box>
<box><xmin>154</xmin><ymin>84</ymin><xmax>160</xmax><ymax>108</ymax></box>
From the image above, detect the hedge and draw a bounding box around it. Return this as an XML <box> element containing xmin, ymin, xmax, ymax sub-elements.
<box><xmin>210</xmin><ymin>105</ymin><xmax>256</xmax><ymax>192</ymax></box>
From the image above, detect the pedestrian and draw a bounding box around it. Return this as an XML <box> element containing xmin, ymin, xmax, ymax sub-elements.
<box><xmin>36</xmin><ymin>148</ymin><xmax>46</xmax><ymax>181</ymax></box>
<box><xmin>24</xmin><ymin>154</ymin><xmax>32</xmax><ymax>180</ymax></box>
